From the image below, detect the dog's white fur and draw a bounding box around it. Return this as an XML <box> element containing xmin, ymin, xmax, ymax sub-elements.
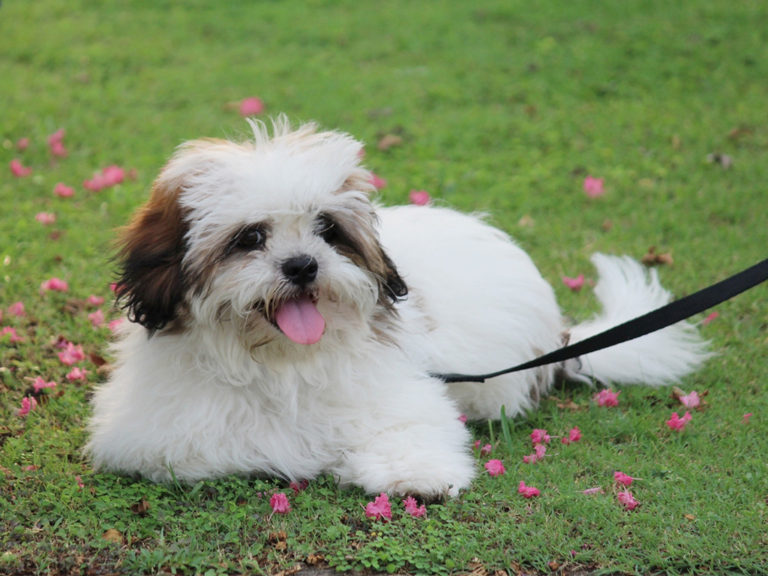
<box><xmin>86</xmin><ymin>118</ymin><xmax>709</xmax><ymax>497</ymax></box>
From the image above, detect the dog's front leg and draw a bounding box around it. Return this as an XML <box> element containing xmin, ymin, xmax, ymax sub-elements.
<box><xmin>330</xmin><ymin>375</ymin><xmax>476</xmax><ymax>498</ymax></box>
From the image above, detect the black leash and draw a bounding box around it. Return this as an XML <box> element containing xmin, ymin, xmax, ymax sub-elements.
<box><xmin>432</xmin><ymin>257</ymin><xmax>768</xmax><ymax>384</ymax></box>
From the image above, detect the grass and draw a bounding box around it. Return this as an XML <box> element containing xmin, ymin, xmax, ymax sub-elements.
<box><xmin>1</xmin><ymin>0</ymin><xmax>767</xmax><ymax>574</ymax></box>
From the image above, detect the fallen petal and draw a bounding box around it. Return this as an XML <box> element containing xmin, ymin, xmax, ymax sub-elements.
<box><xmin>583</xmin><ymin>176</ymin><xmax>605</xmax><ymax>198</ymax></box>
<box><xmin>364</xmin><ymin>493</ymin><xmax>392</xmax><ymax>521</ymax></box>
<box><xmin>518</xmin><ymin>481</ymin><xmax>541</xmax><ymax>498</ymax></box>
<box><xmin>239</xmin><ymin>97</ymin><xmax>265</xmax><ymax>116</ymax></box>
<box><xmin>582</xmin><ymin>487</ymin><xmax>604</xmax><ymax>495</ymax></box>
<box><xmin>54</xmin><ymin>183</ymin><xmax>75</xmax><ymax>198</ymax></box>
<box><xmin>562</xmin><ymin>274</ymin><xmax>585</xmax><ymax>291</ymax></box>
<box><xmin>10</xmin><ymin>159</ymin><xmax>32</xmax><ymax>177</ymax></box>
<box><xmin>370</xmin><ymin>173</ymin><xmax>387</xmax><ymax>189</ymax></box>
<box><xmin>35</xmin><ymin>212</ymin><xmax>56</xmax><ymax>225</ymax></box>
<box><xmin>614</xmin><ymin>471</ymin><xmax>636</xmax><ymax>487</ymax></box>
<box><xmin>617</xmin><ymin>490</ymin><xmax>639</xmax><ymax>510</ymax></box>
<box><xmin>594</xmin><ymin>389</ymin><xmax>620</xmax><ymax>407</ymax></box>
<box><xmin>409</xmin><ymin>190</ymin><xmax>431</xmax><ymax>205</ymax></box>
<box><xmin>485</xmin><ymin>459</ymin><xmax>506</xmax><ymax>476</ymax></box>
<box><xmin>269</xmin><ymin>492</ymin><xmax>291</xmax><ymax>514</ymax></box>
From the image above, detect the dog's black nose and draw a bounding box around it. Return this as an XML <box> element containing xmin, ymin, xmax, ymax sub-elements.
<box><xmin>281</xmin><ymin>255</ymin><xmax>319</xmax><ymax>286</ymax></box>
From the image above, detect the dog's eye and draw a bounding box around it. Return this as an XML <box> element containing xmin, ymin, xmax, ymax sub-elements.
<box><xmin>231</xmin><ymin>224</ymin><xmax>267</xmax><ymax>252</ymax></box>
<box><xmin>316</xmin><ymin>214</ymin><xmax>339</xmax><ymax>245</ymax></box>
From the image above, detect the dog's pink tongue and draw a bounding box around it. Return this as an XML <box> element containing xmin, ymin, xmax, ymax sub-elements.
<box><xmin>275</xmin><ymin>297</ymin><xmax>325</xmax><ymax>345</ymax></box>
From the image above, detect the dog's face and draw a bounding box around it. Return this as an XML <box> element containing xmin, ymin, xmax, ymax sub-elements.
<box><xmin>116</xmin><ymin>119</ymin><xmax>407</xmax><ymax>350</ymax></box>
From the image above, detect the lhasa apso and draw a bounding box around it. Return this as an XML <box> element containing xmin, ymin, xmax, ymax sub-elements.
<box><xmin>87</xmin><ymin>117</ymin><xmax>708</xmax><ymax>497</ymax></box>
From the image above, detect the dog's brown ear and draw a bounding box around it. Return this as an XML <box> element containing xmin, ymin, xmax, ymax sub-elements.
<box><xmin>379</xmin><ymin>249</ymin><xmax>408</xmax><ymax>305</ymax></box>
<box><xmin>115</xmin><ymin>177</ymin><xmax>189</xmax><ymax>333</ymax></box>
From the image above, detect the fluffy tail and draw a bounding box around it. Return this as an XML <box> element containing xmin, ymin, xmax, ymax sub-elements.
<box><xmin>563</xmin><ymin>254</ymin><xmax>710</xmax><ymax>386</ymax></box>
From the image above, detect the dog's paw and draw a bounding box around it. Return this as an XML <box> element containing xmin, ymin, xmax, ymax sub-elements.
<box><xmin>336</xmin><ymin>438</ymin><xmax>476</xmax><ymax>499</ymax></box>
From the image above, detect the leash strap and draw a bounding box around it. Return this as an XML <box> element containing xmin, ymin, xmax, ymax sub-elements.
<box><xmin>433</xmin><ymin>257</ymin><xmax>768</xmax><ymax>383</ymax></box>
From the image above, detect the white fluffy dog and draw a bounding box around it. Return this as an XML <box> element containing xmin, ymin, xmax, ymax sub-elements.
<box><xmin>86</xmin><ymin>117</ymin><xmax>708</xmax><ymax>497</ymax></box>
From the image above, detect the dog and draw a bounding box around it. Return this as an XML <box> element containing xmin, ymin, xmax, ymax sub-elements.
<box><xmin>86</xmin><ymin>117</ymin><xmax>709</xmax><ymax>497</ymax></box>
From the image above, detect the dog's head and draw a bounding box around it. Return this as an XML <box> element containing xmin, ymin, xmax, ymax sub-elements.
<box><xmin>116</xmin><ymin>117</ymin><xmax>407</xmax><ymax>349</ymax></box>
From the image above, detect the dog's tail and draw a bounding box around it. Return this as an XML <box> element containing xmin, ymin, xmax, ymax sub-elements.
<box><xmin>562</xmin><ymin>253</ymin><xmax>710</xmax><ymax>386</ymax></box>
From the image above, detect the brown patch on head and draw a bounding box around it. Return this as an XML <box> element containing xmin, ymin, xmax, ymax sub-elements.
<box><xmin>114</xmin><ymin>137</ymin><xmax>245</xmax><ymax>332</ymax></box>
<box><xmin>115</xmin><ymin>173</ymin><xmax>190</xmax><ymax>333</ymax></box>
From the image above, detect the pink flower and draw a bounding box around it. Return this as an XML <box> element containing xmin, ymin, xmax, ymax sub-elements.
<box><xmin>518</xmin><ymin>481</ymin><xmax>540</xmax><ymax>498</ymax></box>
<box><xmin>594</xmin><ymin>389</ymin><xmax>620</xmax><ymax>407</ymax></box>
<box><xmin>83</xmin><ymin>174</ymin><xmax>108</xmax><ymax>191</ymax></box>
<box><xmin>102</xmin><ymin>165</ymin><xmax>125</xmax><ymax>185</ymax></box>
<box><xmin>523</xmin><ymin>443</ymin><xmax>547</xmax><ymax>464</ymax></box>
<box><xmin>41</xmin><ymin>277</ymin><xmax>69</xmax><ymax>293</ymax></box>
<box><xmin>2</xmin><ymin>326</ymin><xmax>23</xmax><ymax>343</ymax></box>
<box><xmin>403</xmin><ymin>496</ymin><xmax>426</xmax><ymax>518</ymax></box>
<box><xmin>88</xmin><ymin>309</ymin><xmax>105</xmax><ymax>328</ymax></box>
<box><xmin>269</xmin><ymin>492</ymin><xmax>291</xmax><ymax>514</ymax></box>
<box><xmin>458</xmin><ymin>414</ymin><xmax>468</xmax><ymax>424</ymax></box>
<box><xmin>479</xmin><ymin>443</ymin><xmax>492</xmax><ymax>456</ymax></box>
<box><xmin>48</xmin><ymin>129</ymin><xmax>68</xmax><ymax>157</ymax></box>
<box><xmin>239</xmin><ymin>97</ymin><xmax>265</xmax><ymax>116</ymax></box>
<box><xmin>701</xmin><ymin>311</ymin><xmax>719</xmax><ymax>326</ymax></box>
<box><xmin>742</xmin><ymin>413</ymin><xmax>753</xmax><ymax>424</ymax></box>
<box><xmin>16</xmin><ymin>137</ymin><xmax>30</xmax><ymax>151</ymax></box>
<box><xmin>86</xmin><ymin>295</ymin><xmax>105</xmax><ymax>307</ymax></box>
<box><xmin>678</xmin><ymin>391</ymin><xmax>701</xmax><ymax>409</ymax></box>
<box><xmin>108</xmin><ymin>318</ymin><xmax>125</xmax><ymax>333</ymax></box>
<box><xmin>562</xmin><ymin>274</ymin><xmax>585</xmax><ymax>291</ymax></box>
<box><xmin>50</xmin><ymin>142</ymin><xmax>67</xmax><ymax>157</ymax></box>
<box><xmin>617</xmin><ymin>490</ymin><xmax>639</xmax><ymax>511</ymax></box>
<box><xmin>666</xmin><ymin>411</ymin><xmax>692</xmax><ymax>431</ymax></box>
<box><xmin>35</xmin><ymin>212</ymin><xmax>56</xmax><ymax>225</ymax></box>
<box><xmin>364</xmin><ymin>493</ymin><xmax>392</xmax><ymax>521</ymax></box>
<box><xmin>614</xmin><ymin>471</ymin><xmax>636</xmax><ymax>487</ymax></box>
<box><xmin>18</xmin><ymin>396</ymin><xmax>38</xmax><ymax>417</ymax></box>
<box><xmin>10</xmin><ymin>159</ymin><xmax>32</xmax><ymax>177</ymax></box>
<box><xmin>409</xmin><ymin>190</ymin><xmax>431</xmax><ymax>206</ymax></box>
<box><xmin>58</xmin><ymin>342</ymin><xmax>85</xmax><ymax>365</ymax></box>
<box><xmin>7</xmin><ymin>301</ymin><xmax>26</xmax><ymax>317</ymax></box>
<box><xmin>75</xmin><ymin>475</ymin><xmax>85</xmax><ymax>489</ymax></box>
<box><xmin>530</xmin><ymin>428</ymin><xmax>551</xmax><ymax>445</ymax></box>
<box><xmin>582</xmin><ymin>487</ymin><xmax>604</xmax><ymax>495</ymax></box>
<box><xmin>32</xmin><ymin>376</ymin><xmax>57</xmax><ymax>393</ymax></box>
<box><xmin>83</xmin><ymin>165</ymin><xmax>125</xmax><ymax>191</ymax></box>
<box><xmin>370</xmin><ymin>173</ymin><xmax>387</xmax><ymax>189</ymax></box>
<box><xmin>583</xmin><ymin>176</ymin><xmax>605</xmax><ymax>198</ymax></box>
<box><xmin>66</xmin><ymin>367</ymin><xmax>89</xmax><ymax>382</ymax></box>
<box><xmin>289</xmin><ymin>480</ymin><xmax>309</xmax><ymax>494</ymax></box>
<box><xmin>101</xmin><ymin>165</ymin><xmax>125</xmax><ymax>186</ymax></box>
<box><xmin>485</xmin><ymin>459</ymin><xmax>506</xmax><ymax>476</ymax></box>
<box><xmin>54</xmin><ymin>183</ymin><xmax>75</xmax><ymax>198</ymax></box>
<box><xmin>561</xmin><ymin>426</ymin><xmax>582</xmax><ymax>445</ymax></box>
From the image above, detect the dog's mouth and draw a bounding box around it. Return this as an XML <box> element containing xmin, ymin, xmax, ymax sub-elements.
<box><xmin>255</xmin><ymin>291</ymin><xmax>325</xmax><ymax>346</ymax></box>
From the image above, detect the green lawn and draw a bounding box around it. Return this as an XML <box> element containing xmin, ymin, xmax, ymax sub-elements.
<box><xmin>2</xmin><ymin>1</ymin><xmax>767</xmax><ymax>574</ymax></box>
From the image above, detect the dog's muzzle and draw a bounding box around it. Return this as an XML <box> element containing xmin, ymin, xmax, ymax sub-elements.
<box><xmin>266</xmin><ymin>255</ymin><xmax>325</xmax><ymax>345</ymax></box>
